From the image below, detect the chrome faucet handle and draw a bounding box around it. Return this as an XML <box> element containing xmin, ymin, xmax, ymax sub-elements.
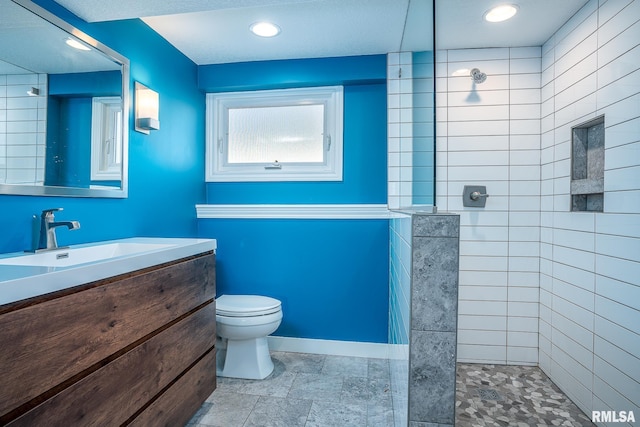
<box><xmin>42</xmin><ymin>207</ymin><xmax>63</xmax><ymax>214</ymax></box>
<box><xmin>41</xmin><ymin>208</ymin><xmax>63</xmax><ymax>219</ymax></box>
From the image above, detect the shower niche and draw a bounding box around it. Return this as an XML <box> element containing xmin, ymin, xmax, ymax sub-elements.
<box><xmin>571</xmin><ymin>116</ymin><xmax>604</xmax><ymax>212</ymax></box>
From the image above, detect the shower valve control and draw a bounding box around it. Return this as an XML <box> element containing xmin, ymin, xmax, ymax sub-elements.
<box><xmin>470</xmin><ymin>191</ymin><xmax>489</xmax><ymax>201</ymax></box>
<box><xmin>463</xmin><ymin>185</ymin><xmax>490</xmax><ymax>208</ymax></box>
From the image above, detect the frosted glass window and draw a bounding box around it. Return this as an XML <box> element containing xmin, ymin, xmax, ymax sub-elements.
<box><xmin>91</xmin><ymin>97</ymin><xmax>123</xmax><ymax>181</ymax></box>
<box><xmin>206</xmin><ymin>86</ymin><xmax>343</xmax><ymax>182</ymax></box>
<box><xmin>227</xmin><ymin>104</ymin><xmax>324</xmax><ymax>164</ymax></box>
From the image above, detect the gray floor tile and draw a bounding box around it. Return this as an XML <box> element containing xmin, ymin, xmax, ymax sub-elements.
<box><xmin>305</xmin><ymin>400</ymin><xmax>368</xmax><ymax>427</ymax></box>
<box><xmin>342</xmin><ymin>376</ymin><xmax>374</xmax><ymax>402</ymax></box>
<box><xmin>287</xmin><ymin>372</ymin><xmax>344</xmax><ymax>402</ymax></box>
<box><xmin>195</xmin><ymin>390</ymin><xmax>259</xmax><ymax>427</ymax></box>
<box><xmin>367</xmin><ymin>400</ymin><xmax>396</xmax><ymax>427</ymax></box>
<box><xmin>368</xmin><ymin>357</ymin><xmax>391</xmax><ymax>380</ymax></box>
<box><xmin>213</xmin><ymin>375</ymin><xmax>250</xmax><ymax>394</ymax></box>
<box><xmin>243</xmin><ymin>396</ymin><xmax>312</xmax><ymax>427</ymax></box>
<box><xmin>322</xmin><ymin>355</ymin><xmax>369</xmax><ymax>377</ymax></box>
<box><xmin>271</xmin><ymin>351</ymin><xmax>325</xmax><ymax>374</ymax></box>
<box><xmin>342</xmin><ymin>376</ymin><xmax>392</xmax><ymax>404</ymax></box>
<box><xmin>240</xmin><ymin>369</ymin><xmax>297</xmax><ymax>398</ymax></box>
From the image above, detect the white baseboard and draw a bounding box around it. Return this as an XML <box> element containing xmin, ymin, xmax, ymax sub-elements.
<box><xmin>267</xmin><ymin>336</ymin><xmax>391</xmax><ymax>359</ymax></box>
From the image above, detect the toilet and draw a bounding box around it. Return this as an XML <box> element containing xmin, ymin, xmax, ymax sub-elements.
<box><xmin>215</xmin><ymin>294</ymin><xmax>283</xmax><ymax>380</ymax></box>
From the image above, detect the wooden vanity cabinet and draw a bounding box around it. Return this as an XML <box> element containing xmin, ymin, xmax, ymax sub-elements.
<box><xmin>0</xmin><ymin>251</ymin><xmax>216</xmax><ymax>426</ymax></box>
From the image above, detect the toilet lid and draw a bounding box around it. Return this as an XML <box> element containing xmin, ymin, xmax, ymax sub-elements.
<box><xmin>216</xmin><ymin>294</ymin><xmax>282</xmax><ymax>317</ymax></box>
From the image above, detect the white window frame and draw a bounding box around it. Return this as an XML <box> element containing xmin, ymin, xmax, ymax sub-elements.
<box><xmin>90</xmin><ymin>96</ymin><xmax>123</xmax><ymax>181</ymax></box>
<box><xmin>206</xmin><ymin>86</ymin><xmax>343</xmax><ymax>182</ymax></box>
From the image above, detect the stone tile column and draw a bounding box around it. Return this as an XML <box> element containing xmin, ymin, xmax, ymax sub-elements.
<box><xmin>409</xmin><ymin>213</ymin><xmax>460</xmax><ymax>427</ymax></box>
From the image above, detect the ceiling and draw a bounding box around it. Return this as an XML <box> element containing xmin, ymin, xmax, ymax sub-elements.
<box><xmin>51</xmin><ymin>0</ymin><xmax>590</xmax><ymax>65</ymax></box>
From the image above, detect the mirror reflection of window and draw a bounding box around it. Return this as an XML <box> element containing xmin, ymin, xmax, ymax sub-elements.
<box><xmin>90</xmin><ymin>96</ymin><xmax>122</xmax><ymax>181</ymax></box>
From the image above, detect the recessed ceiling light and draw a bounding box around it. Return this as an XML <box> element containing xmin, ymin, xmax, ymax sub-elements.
<box><xmin>65</xmin><ymin>38</ymin><xmax>91</xmax><ymax>51</ymax></box>
<box><xmin>250</xmin><ymin>22</ymin><xmax>281</xmax><ymax>38</ymax></box>
<box><xmin>484</xmin><ymin>4</ymin><xmax>518</xmax><ymax>23</ymax></box>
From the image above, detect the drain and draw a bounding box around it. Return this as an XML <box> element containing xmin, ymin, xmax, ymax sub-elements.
<box><xmin>476</xmin><ymin>388</ymin><xmax>503</xmax><ymax>401</ymax></box>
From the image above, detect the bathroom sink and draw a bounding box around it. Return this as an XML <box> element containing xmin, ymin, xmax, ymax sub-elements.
<box><xmin>0</xmin><ymin>242</ymin><xmax>175</xmax><ymax>267</ymax></box>
<box><xmin>0</xmin><ymin>237</ymin><xmax>217</xmax><ymax>306</ymax></box>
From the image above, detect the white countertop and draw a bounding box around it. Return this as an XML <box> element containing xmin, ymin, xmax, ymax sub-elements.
<box><xmin>0</xmin><ymin>237</ymin><xmax>216</xmax><ymax>306</ymax></box>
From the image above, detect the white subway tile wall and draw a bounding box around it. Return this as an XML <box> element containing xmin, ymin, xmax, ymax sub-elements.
<box><xmin>437</xmin><ymin>0</ymin><xmax>640</xmax><ymax>420</ymax></box>
<box><xmin>437</xmin><ymin>45</ymin><xmax>542</xmax><ymax>366</ymax></box>
<box><xmin>539</xmin><ymin>0</ymin><xmax>640</xmax><ymax>418</ymax></box>
<box><xmin>0</xmin><ymin>74</ymin><xmax>47</xmax><ymax>185</ymax></box>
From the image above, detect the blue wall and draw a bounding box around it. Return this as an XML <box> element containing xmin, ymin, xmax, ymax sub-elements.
<box><xmin>0</xmin><ymin>1</ymin><xmax>205</xmax><ymax>254</ymax></box>
<box><xmin>199</xmin><ymin>218</ymin><xmax>389</xmax><ymax>342</ymax></box>
<box><xmin>198</xmin><ymin>56</ymin><xmax>390</xmax><ymax>343</ymax></box>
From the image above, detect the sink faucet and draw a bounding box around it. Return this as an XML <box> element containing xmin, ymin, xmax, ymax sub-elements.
<box><xmin>37</xmin><ymin>208</ymin><xmax>80</xmax><ymax>251</ymax></box>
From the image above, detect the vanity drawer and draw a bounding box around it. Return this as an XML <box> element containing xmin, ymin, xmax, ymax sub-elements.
<box><xmin>129</xmin><ymin>349</ymin><xmax>217</xmax><ymax>427</ymax></box>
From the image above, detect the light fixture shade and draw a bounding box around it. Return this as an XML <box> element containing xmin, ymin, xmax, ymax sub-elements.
<box><xmin>137</xmin><ymin>117</ymin><xmax>160</xmax><ymax>130</ymax></box>
<box><xmin>135</xmin><ymin>82</ymin><xmax>160</xmax><ymax>134</ymax></box>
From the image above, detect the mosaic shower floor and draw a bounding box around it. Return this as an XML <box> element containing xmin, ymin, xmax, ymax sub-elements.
<box><xmin>188</xmin><ymin>351</ymin><xmax>594</xmax><ymax>426</ymax></box>
<box><xmin>456</xmin><ymin>363</ymin><xmax>595</xmax><ymax>427</ymax></box>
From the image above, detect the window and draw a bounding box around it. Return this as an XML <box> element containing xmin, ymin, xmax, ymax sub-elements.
<box><xmin>206</xmin><ymin>86</ymin><xmax>343</xmax><ymax>182</ymax></box>
<box><xmin>90</xmin><ymin>97</ymin><xmax>123</xmax><ymax>181</ymax></box>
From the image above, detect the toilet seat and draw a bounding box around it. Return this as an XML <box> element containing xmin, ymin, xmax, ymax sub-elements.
<box><xmin>216</xmin><ymin>294</ymin><xmax>281</xmax><ymax>317</ymax></box>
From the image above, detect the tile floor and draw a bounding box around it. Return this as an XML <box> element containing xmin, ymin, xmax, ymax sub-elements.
<box><xmin>187</xmin><ymin>351</ymin><xmax>594</xmax><ymax>427</ymax></box>
<box><xmin>188</xmin><ymin>351</ymin><xmax>394</xmax><ymax>427</ymax></box>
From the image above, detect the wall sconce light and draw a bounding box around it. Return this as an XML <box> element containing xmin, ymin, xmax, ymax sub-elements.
<box><xmin>27</xmin><ymin>87</ymin><xmax>40</xmax><ymax>96</ymax></box>
<box><xmin>135</xmin><ymin>82</ymin><xmax>160</xmax><ymax>134</ymax></box>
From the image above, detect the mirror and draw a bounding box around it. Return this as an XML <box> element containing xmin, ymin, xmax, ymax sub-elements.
<box><xmin>0</xmin><ymin>0</ymin><xmax>129</xmax><ymax>197</ymax></box>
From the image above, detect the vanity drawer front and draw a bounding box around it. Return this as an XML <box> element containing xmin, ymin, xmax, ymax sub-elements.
<box><xmin>8</xmin><ymin>301</ymin><xmax>216</xmax><ymax>426</ymax></box>
<box><xmin>0</xmin><ymin>253</ymin><xmax>215</xmax><ymax>421</ymax></box>
<box><xmin>129</xmin><ymin>348</ymin><xmax>217</xmax><ymax>427</ymax></box>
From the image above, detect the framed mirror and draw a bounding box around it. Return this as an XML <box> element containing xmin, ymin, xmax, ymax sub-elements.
<box><xmin>0</xmin><ymin>0</ymin><xmax>129</xmax><ymax>198</ymax></box>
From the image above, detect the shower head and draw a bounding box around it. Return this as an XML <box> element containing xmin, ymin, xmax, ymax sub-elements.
<box><xmin>470</xmin><ymin>68</ymin><xmax>487</xmax><ymax>84</ymax></box>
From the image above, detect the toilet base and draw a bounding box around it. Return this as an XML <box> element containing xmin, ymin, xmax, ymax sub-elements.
<box><xmin>216</xmin><ymin>336</ymin><xmax>274</xmax><ymax>380</ymax></box>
